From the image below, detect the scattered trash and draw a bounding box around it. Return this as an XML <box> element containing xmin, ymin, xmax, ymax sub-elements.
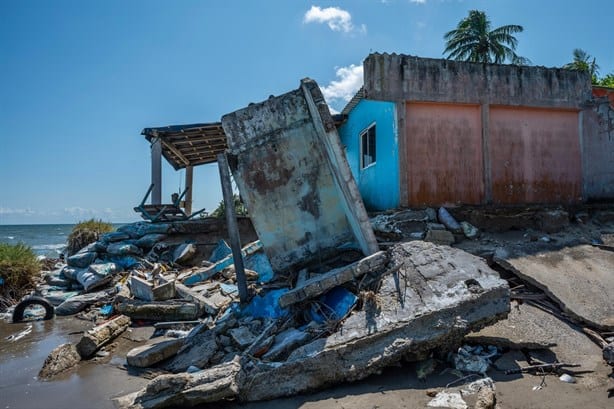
<box><xmin>308</xmin><ymin>286</ymin><xmax>358</xmax><ymax>324</ymax></box>
<box><xmin>427</xmin><ymin>391</ymin><xmax>468</xmax><ymax>409</ymax></box>
<box><xmin>6</xmin><ymin>324</ymin><xmax>33</xmax><ymax>342</ymax></box>
<box><xmin>99</xmin><ymin>304</ymin><xmax>113</xmax><ymax>316</ymax></box>
<box><xmin>559</xmin><ymin>373</ymin><xmax>576</xmax><ymax>383</ymax></box>
<box><xmin>452</xmin><ymin>345</ymin><xmax>498</xmax><ymax>374</ymax></box>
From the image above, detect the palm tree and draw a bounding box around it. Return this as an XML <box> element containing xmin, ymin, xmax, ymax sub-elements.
<box><xmin>443</xmin><ymin>10</ymin><xmax>529</xmax><ymax>65</ymax></box>
<box><xmin>563</xmin><ymin>49</ymin><xmax>599</xmax><ymax>82</ymax></box>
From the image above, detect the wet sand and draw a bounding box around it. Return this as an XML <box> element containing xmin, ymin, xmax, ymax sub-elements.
<box><xmin>1</xmin><ymin>317</ymin><xmax>612</xmax><ymax>409</ymax></box>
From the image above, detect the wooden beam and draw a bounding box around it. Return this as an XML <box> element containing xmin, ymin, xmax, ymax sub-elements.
<box><xmin>217</xmin><ymin>153</ymin><xmax>248</xmax><ymax>303</ymax></box>
<box><xmin>151</xmin><ymin>137</ymin><xmax>162</xmax><ymax>205</ymax></box>
<box><xmin>160</xmin><ymin>139</ymin><xmax>190</xmax><ymax>167</ymax></box>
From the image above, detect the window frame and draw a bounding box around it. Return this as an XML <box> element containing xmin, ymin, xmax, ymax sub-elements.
<box><xmin>359</xmin><ymin>122</ymin><xmax>377</xmax><ymax>170</ymax></box>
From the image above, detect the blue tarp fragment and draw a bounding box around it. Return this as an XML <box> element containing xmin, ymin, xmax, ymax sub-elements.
<box><xmin>245</xmin><ymin>252</ymin><xmax>274</xmax><ymax>283</ymax></box>
<box><xmin>238</xmin><ymin>288</ymin><xmax>290</xmax><ymax>319</ymax></box>
<box><xmin>109</xmin><ymin>256</ymin><xmax>141</xmax><ymax>270</ymax></box>
<box><xmin>309</xmin><ymin>287</ymin><xmax>358</xmax><ymax>324</ymax></box>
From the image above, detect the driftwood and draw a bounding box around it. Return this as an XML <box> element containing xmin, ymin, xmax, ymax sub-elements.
<box><xmin>115</xmin><ymin>295</ymin><xmax>200</xmax><ymax>322</ymax></box>
<box><xmin>76</xmin><ymin>314</ymin><xmax>131</xmax><ymax>358</ymax></box>
<box><xmin>504</xmin><ymin>362</ymin><xmax>581</xmax><ymax>375</ymax></box>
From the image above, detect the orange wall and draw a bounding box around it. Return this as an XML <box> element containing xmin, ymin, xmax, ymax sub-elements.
<box><xmin>489</xmin><ymin>107</ymin><xmax>581</xmax><ymax>204</ymax></box>
<box><xmin>405</xmin><ymin>103</ymin><xmax>484</xmax><ymax>205</ymax></box>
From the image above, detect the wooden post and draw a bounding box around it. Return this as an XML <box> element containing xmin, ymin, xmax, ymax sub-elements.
<box><xmin>217</xmin><ymin>153</ymin><xmax>248</xmax><ymax>303</ymax></box>
<box><xmin>184</xmin><ymin>165</ymin><xmax>193</xmax><ymax>215</ymax></box>
<box><xmin>151</xmin><ymin>137</ymin><xmax>162</xmax><ymax>205</ymax></box>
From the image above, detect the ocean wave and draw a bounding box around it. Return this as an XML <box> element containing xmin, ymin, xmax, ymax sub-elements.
<box><xmin>31</xmin><ymin>244</ymin><xmax>66</xmax><ymax>251</ymax></box>
<box><xmin>5</xmin><ymin>236</ymin><xmax>15</xmax><ymax>240</ymax></box>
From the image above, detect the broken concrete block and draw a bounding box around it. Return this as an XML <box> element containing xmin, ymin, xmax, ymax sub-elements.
<box><xmin>229</xmin><ymin>327</ymin><xmax>256</xmax><ymax>349</ymax></box>
<box><xmin>494</xmin><ymin>244</ymin><xmax>614</xmax><ymax>331</ymax></box>
<box><xmin>118</xmin><ymin>241</ymin><xmax>509</xmax><ymax>407</ymax></box>
<box><xmin>171</xmin><ymin>282</ymin><xmax>225</xmax><ymax>316</ymax></box>
<box><xmin>262</xmin><ymin>328</ymin><xmax>311</xmax><ymax>361</ymax></box>
<box><xmin>164</xmin><ymin>330</ymin><xmax>218</xmax><ymax>373</ymax></box>
<box><xmin>278</xmin><ymin>251</ymin><xmax>388</xmax><ymax>308</ymax></box>
<box><xmin>130</xmin><ymin>275</ymin><xmax>175</xmax><ymax>302</ymax></box>
<box><xmin>221</xmin><ymin>79</ymin><xmax>378</xmax><ymax>274</ymax></box>
<box><xmin>425</xmin><ymin>229</ymin><xmax>455</xmax><ymax>245</ymax></box>
<box><xmin>115</xmin><ymin>296</ymin><xmax>200</xmax><ymax>322</ymax></box>
<box><xmin>127</xmin><ymin>338</ymin><xmax>185</xmax><ymax>368</ymax></box>
<box><xmin>173</xmin><ymin>243</ymin><xmax>197</xmax><ymax>264</ymax></box>
<box><xmin>38</xmin><ymin>343</ymin><xmax>81</xmax><ymax>379</ymax></box>
<box><xmin>460</xmin><ymin>221</ymin><xmax>479</xmax><ymax>239</ymax></box>
<box><xmin>76</xmin><ymin>314</ymin><xmax>131</xmax><ymax>359</ymax></box>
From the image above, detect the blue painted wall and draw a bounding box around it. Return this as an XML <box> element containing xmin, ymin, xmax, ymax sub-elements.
<box><xmin>339</xmin><ymin>100</ymin><xmax>399</xmax><ymax>211</ymax></box>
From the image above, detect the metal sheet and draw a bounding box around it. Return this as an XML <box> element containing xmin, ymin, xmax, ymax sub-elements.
<box><xmin>405</xmin><ymin>102</ymin><xmax>484</xmax><ymax>206</ymax></box>
<box><xmin>490</xmin><ymin>107</ymin><xmax>582</xmax><ymax>204</ymax></box>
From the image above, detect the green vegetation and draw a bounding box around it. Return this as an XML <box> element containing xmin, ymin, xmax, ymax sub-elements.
<box><xmin>595</xmin><ymin>73</ymin><xmax>614</xmax><ymax>88</ymax></box>
<box><xmin>0</xmin><ymin>243</ymin><xmax>41</xmax><ymax>310</ymax></box>
<box><xmin>66</xmin><ymin>218</ymin><xmax>114</xmax><ymax>256</ymax></box>
<box><xmin>563</xmin><ymin>49</ymin><xmax>613</xmax><ymax>87</ymax></box>
<box><xmin>563</xmin><ymin>48</ymin><xmax>600</xmax><ymax>83</ymax></box>
<box><xmin>443</xmin><ymin>10</ymin><xmax>529</xmax><ymax>64</ymax></box>
<box><xmin>210</xmin><ymin>194</ymin><xmax>248</xmax><ymax>218</ymax></box>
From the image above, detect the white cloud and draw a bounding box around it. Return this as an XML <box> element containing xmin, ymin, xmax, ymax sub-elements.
<box><xmin>303</xmin><ymin>6</ymin><xmax>365</xmax><ymax>34</ymax></box>
<box><xmin>321</xmin><ymin>63</ymin><xmax>364</xmax><ymax>112</ymax></box>
<box><xmin>410</xmin><ymin>0</ymin><xmax>426</xmax><ymax>3</ymax></box>
<box><xmin>0</xmin><ymin>207</ymin><xmax>35</xmax><ymax>215</ymax></box>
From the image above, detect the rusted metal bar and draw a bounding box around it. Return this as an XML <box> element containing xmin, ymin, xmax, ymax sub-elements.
<box><xmin>217</xmin><ymin>153</ymin><xmax>248</xmax><ymax>303</ymax></box>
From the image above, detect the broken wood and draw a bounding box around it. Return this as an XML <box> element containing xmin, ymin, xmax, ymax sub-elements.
<box><xmin>76</xmin><ymin>314</ymin><xmax>131</xmax><ymax>359</ymax></box>
<box><xmin>583</xmin><ymin>327</ymin><xmax>608</xmax><ymax>348</ymax></box>
<box><xmin>115</xmin><ymin>296</ymin><xmax>200</xmax><ymax>322</ymax></box>
<box><xmin>504</xmin><ymin>362</ymin><xmax>581</xmax><ymax>375</ymax></box>
<box><xmin>153</xmin><ymin>320</ymin><xmax>202</xmax><ymax>329</ymax></box>
<box><xmin>278</xmin><ymin>251</ymin><xmax>388</xmax><ymax>308</ymax></box>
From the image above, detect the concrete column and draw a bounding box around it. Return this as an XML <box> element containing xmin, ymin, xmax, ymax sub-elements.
<box><xmin>184</xmin><ymin>165</ymin><xmax>193</xmax><ymax>215</ymax></box>
<box><xmin>151</xmin><ymin>138</ymin><xmax>162</xmax><ymax>205</ymax></box>
<box><xmin>396</xmin><ymin>101</ymin><xmax>409</xmax><ymax>207</ymax></box>
<box><xmin>481</xmin><ymin>103</ymin><xmax>492</xmax><ymax>204</ymax></box>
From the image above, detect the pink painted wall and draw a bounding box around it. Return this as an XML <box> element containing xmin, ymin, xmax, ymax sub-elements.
<box><xmin>405</xmin><ymin>103</ymin><xmax>484</xmax><ymax>205</ymax></box>
<box><xmin>489</xmin><ymin>107</ymin><xmax>582</xmax><ymax>204</ymax></box>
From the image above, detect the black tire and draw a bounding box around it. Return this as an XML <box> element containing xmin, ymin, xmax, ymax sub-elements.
<box><xmin>12</xmin><ymin>296</ymin><xmax>55</xmax><ymax>323</ymax></box>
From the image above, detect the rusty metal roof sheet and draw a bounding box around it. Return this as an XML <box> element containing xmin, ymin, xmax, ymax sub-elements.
<box><xmin>141</xmin><ymin>122</ymin><xmax>228</xmax><ymax>170</ymax></box>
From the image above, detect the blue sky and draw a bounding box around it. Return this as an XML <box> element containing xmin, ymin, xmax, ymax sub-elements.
<box><xmin>1</xmin><ymin>0</ymin><xmax>612</xmax><ymax>225</ymax></box>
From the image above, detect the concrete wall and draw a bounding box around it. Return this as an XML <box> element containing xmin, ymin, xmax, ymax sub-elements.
<box><xmin>583</xmin><ymin>93</ymin><xmax>614</xmax><ymax>200</ymax></box>
<box><xmin>359</xmin><ymin>53</ymin><xmax>596</xmax><ymax>207</ymax></box>
<box><xmin>364</xmin><ymin>53</ymin><xmax>592</xmax><ymax>108</ymax></box>
<box><xmin>221</xmin><ymin>79</ymin><xmax>378</xmax><ymax>272</ymax></box>
<box><xmin>338</xmin><ymin>100</ymin><xmax>400</xmax><ymax>210</ymax></box>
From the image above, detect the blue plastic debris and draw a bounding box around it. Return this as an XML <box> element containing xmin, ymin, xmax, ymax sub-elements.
<box><xmin>209</xmin><ymin>240</ymin><xmax>232</xmax><ymax>263</ymax></box>
<box><xmin>245</xmin><ymin>252</ymin><xmax>274</xmax><ymax>283</ymax></box>
<box><xmin>100</xmin><ymin>304</ymin><xmax>113</xmax><ymax>316</ymax></box>
<box><xmin>309</xmin><ymin>287</ymin><xmax>358</xmax><ymax>324</ymax></box>
<box><xmin>240</xmin><ymin>289</ymin><xmax>290</xmax><ymax>319</ymax></box>
<box><xmin>0</xmin><ymin>277</ymin><xmax>4</xmax><ymax>286</ymax></box>
<box><xmin>109</xmin><ymin>256</ymin><xmax>140</xmax><ymax>270</ymax></box>
<box><xmin>220</xmin><ymin>283</ymin><xmax>238</xmax><ymax>296</ymax></box>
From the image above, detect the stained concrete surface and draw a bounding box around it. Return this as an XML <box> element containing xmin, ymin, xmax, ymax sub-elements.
<box><xmin>494</xmin><ymin>243</ymin><xmax>614</xmax><ymax>331</ymax></box>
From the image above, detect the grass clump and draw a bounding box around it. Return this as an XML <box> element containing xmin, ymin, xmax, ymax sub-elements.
<box><xmin>0</xmin><ymin>243</ymin><xmax>41</xmax><ymax>310</ymax></box>
<box><xmin>66</xmin><ymin>219</ymin><xmax>114</xmax><ymax>256</ymax></box>
<box><xmin>210</xmin><ymin>194</ymin><xmax>248</xmax><ymax>218</ymax></box>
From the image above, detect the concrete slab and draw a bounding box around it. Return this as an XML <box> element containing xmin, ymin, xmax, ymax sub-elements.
<box><xmin>494</xmin><ymin>244</ymin><xmax>614</xmax><ymax>330</ymax></box>
<box><xmin>117</xmin><ymin>241</ymin><xmax>510</xmax><ymax>408</ymax></box>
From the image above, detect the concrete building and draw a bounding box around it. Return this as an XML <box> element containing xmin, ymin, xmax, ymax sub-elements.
<box><xmin>338</xmin><ymin>53</ymin><xmax>614</xmax><ymax>210</ymax></box>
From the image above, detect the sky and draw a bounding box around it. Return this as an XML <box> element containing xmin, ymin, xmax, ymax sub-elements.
<box><xmin>1</xmin><ymin>0</ymin><xmax>612</xmax><ymax>225</ymax></box>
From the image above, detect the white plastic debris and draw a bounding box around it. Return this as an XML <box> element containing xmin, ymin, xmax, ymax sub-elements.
<box><xmin>427</xmin><ymin>392</ymin><xmax>468</xmax><ymax>409</ymax></box>
<box><xmin>453</xmin><ymin>345</ymin><xmax>498</xmax><ymax>374</ymax></box>
<box><xmin>559</xmin><ymin>373</ymin><xmax>576</xmax><ymax>383</ymax></box>
<box><xmin>461</xmin><ymin>377</ymin><xmax>495</xmax><ymax>395</ymax></box>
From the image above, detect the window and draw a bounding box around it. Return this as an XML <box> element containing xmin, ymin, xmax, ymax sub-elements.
<box><xmin>360</xmin><ymin>124</ymin><xmax>376</xmax><ymax>169</ymax></box>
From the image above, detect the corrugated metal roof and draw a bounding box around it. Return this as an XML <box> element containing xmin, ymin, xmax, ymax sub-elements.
<box><xmin>341</xmin><ymin>87</ymin><xmax>364</xmax><ymax>116</ymax></box>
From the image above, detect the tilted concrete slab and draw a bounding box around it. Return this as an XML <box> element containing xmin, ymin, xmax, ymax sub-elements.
<box><xmin>466</xmin><ymin>301</ymin><xmax>603</xmax><ymax>380</ymax></box>
<box><xmin>116</xmin><ymin>242</ymin><xmax>509</xmax><ymax>408</ymax></box>
<box><xmin>494</xmin><ymin>243</ymin><xmax>614</xmax><ymax>331</ymax></box>
<box><xmin>221</xmin><ymin>79</ymin><xmax>378</xmax><ymax>273</ymax></box>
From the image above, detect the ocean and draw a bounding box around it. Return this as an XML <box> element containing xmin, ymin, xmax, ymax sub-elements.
<box><xmin>0</xmin><ymin>224</ymin><xmax>122</xmax><ymax>258</ymax></box>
